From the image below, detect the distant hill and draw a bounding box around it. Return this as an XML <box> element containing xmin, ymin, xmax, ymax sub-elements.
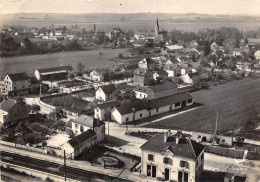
<box><xmin>2</xmin><ymin>13</ymin><xmax>260</xmax><ymax>32</ymax></box>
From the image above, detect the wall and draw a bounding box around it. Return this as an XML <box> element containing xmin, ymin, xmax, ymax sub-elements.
<box><xmin>141</xmin><ymin>149</ymin><xmax>199</xmax><ymax>182</ymax></box>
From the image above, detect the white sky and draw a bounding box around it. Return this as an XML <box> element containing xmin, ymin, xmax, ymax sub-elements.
<box><xmin>1</xmin><ymin>0</ymin><xmax>260</xmax><ymax>15</ymax></box>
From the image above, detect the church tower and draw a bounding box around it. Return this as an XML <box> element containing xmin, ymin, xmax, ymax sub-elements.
<box><xmin>155</xmin><ymin>17</ymin><xmax>159</xmax><ymax>36</ymax></box>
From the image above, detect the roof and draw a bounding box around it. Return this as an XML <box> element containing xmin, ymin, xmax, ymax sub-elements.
<box><xmin>140</xmin><ymin>134</ymin><xmax>204</xmax><ymax>160</ymax></box>
<box><xmin>99</xmin><ymin>84</ymin><xmax>116</xmax><ymax>95</ymax></box>
<box><xmin>166</xmin><ymin>45</ymin><xmax>184</xmax><ymax>50</ymax></box>
<box><xmin>65</xmin><ymin>119</ymin><xmax>73</xmax><ymax>128</ymax></box>
<box><xmin>116</xmin><ymin>84</ymin><xmax>135</xmax><ymax>92</ymax></box>
<box><xmin>164</xmin><ymin>64</ymin><xmax>178</xmax><ymax>71</ymax></box>
<box><xmin>67</xmin><ymin>129</ymin><xmax>96</xmax><ymax>148</ymax></box>
<box><xmin>114</xmin><ymin>100</ymin><xmax>148</xmax><ymax>115</ymax></box>
<box><xmin>36</xmin><ymin>65</ymin><xmax>73</xmax><ymax>74</ymax></box>
<box><xmin>147</xmin><ymin>92</ymin><xmax>193</xmax><ymax>109</ymax></box>
<box><xmin>135</xmin><ymin>82</ymin><xmax>177</xmax><ymax>93</ymax></box>
<box><xmin>0</xmin><ymin>99</ymin><xmax>16</xmax><ymax>112</ymax></box>
<box><xmin>96</xmin><ymin>100</ymin><xmax>121</xmax><ymax>110</ymax></box>
<box><xmin>71</xmin><ymin>115</ymin><xmax>94</xmax><ymax>128</ymax></box>
<box><xmin>7</xmin><ymin>73</ymin><xmax>30</xmax><ymax>81</ymax></box>
<box><xmin>139</xmin><ymin>58</ymin><xmax>155</xmax><ymax>65</ymax></box>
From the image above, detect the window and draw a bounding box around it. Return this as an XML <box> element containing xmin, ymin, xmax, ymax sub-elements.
<box><xmin>75</xmin><ymin>123</ymin><xmax>78</xmax><ymax>128</ymax></box>
<box><xmin>126</xmin><ymin>117</ymin><xmax>129</xmax><ymax>122</ymax></box>
<box><xmin>156</xmin><ymin>108</ymin><xmax>159</xmax><ymax>113</ymax></box>
<box><xmin>140</xmin><ymin>94</ymin><xmax>142</xmax><ymax>97</ymax></box>
<box><xmin>148</xmin><ymin>154</ymin><xmax>154</xmax><ymax>161</ymax></box>
<box><xmin>188</xmin><ymin>99</ymin><xmax>192</xmax><ymax>103</ymax></box>
<box><xmin>140</xmin><ymin>113</ymin><xmax>142</xmax><ymax>117</ymax></box>
<box><xmin>175</xmin><ymin>102</ymin><xmax>181</xmax><ymax>107</ymax></box>
<box><xmin>180</xmin><ymin>160</ymin><xmax>189</xmax><ymax>168</ymax></box>
<box><xmin>163</xmin><ymin>157</ymin><xmax>172</xmax><ymax>165</ymax></box>
<box><xmin>80</xmin><ymin>125</ymin><xmax>84</xmax><ymax>132</ymax></box>
<box><xmin>22</xmin><ymin>85</ymin><xmax>25</xmax><ymax>89</ymax></box>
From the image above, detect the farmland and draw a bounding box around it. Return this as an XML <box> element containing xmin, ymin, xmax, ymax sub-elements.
<box><xmin>0</xmin><ymin>48</ymin><xmax>137</xmax><ymax>77</ymax></box>
<box><xmin>143</xmin><ymin>78</ymin><xmax>260</xmax><ymax>133</ymax></box>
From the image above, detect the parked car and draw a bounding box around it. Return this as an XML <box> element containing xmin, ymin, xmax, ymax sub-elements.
<box><xmin>47</xmin><ymin>88</ymin><xmax>59</xmax><ymax>93</ymax></box>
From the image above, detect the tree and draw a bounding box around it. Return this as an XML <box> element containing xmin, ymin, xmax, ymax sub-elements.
<box><xmin>77</xmin><ymin>62</ymin><xmax>85</xmax><ymax>74</ymax></box>
<box><xmin>203</xmin><ymin>41</ymin><xmax>211</xmax><ymax>57</ymax></box>
<box><xmin>244</xmin><ymin>38</ymin><xmax>248</xmax><ymax>45</ymax></box>
<box><xmin>53</xmin><ymin>107</ymin><xmax>67</xmax><ymax>122</ymax></box>
<box><xmin>234</xmin><ymin>38</ymin><xmax>240</xmax><ymax>48</ymax></box>
<box><xmin>30</xmin><ymin>104</ymin><xmax>41</xmax><ymax>113</ymax></box>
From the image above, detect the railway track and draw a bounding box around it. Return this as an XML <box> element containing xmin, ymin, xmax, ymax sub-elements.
<box><xmin>0</xmin><ymin>151</ymin><xmax>131</xmax><ymax>182</ymax></box>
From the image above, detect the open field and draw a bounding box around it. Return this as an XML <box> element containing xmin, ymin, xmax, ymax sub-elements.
<box><xmin>2</xmin><ymin>13</ymin><xmax>260</xmax><ymax>31</ymax></box>
<box><xmin>144</xmin><ymin>78</ymin><xmax>260</xmax><ymax>133</ymax></box>
<box><xmin>0</xmin><ymin>48</ymin><xmax>137</xmax><ymax>77</ymax></box>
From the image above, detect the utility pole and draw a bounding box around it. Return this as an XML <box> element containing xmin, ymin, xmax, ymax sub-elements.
<box><xmin>64</xmin><ymin>150</ymin><xmax>66</xmax><ymax>181</ymax></box>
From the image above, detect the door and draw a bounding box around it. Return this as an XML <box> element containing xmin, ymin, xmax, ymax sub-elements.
<box><xmin>149</xmin><ymin>110</ymin><xmax>151</xmax><ymax>116</ymax></box>
<box><xmin>152</xmin><ymin>165</ymin><xmax>157</xmax><ymax>178</ymax></box>
<box><xmin>147</xmin><ymin>165</ymin><xmax>151</xmax><ymax>177</ymax></box>
<box><xmin>182</xmin><ymin>101</ymin><xmax>186</xmax><ymax>108</ymax></box>
<box><xmin>178</xmin><ymin>171</ymin><xmax>189</xmax><ymax>182</ymax></box>
<box><xmin>165</xmin><ymin>168</ymin><xmax>170</xmax><ymax>181</ymax></box>
<box><xmin>184</xmin><ymin>172</ymin><xmax>188</xmax><ymax>182</ymax></box>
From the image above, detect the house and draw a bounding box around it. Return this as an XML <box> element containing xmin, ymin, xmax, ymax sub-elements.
<box><xmin>69</xmin><ymin>115</ymin><xmax>105</xmax><ymax>142</ymax></box>
<box><xmin>95</xmin><ymin>84</ymin><xmax>117</xmax><ymax>102</ymax></box>
<box><xmin>165</xmin><ymin>57</ymin><xmax>180</xmax><ymax>65</ymax></box>
<box><xmin>94</xmin><ymin>100</ymin><xmax>120</xmax><ymax>121</ymax></box>
<box><xmin>153</xmin><ymin>70</ymin><xmax>169</xmax><ymax>80</ymax></box>
<box><xmin>89</xmin><ymin>70</ymin><xmax>107</xmax><ymax>82</ymax></box>
<box><xmin>189</xmin><ymin>40</ymin><xmax>199</xmax><ymax>48</ymax></box>
<box><xmin>134</xmin><ymin>68</ymin><xmax>153</xmax><ymax>86</ymax></box>
<box><xmin>61</xmin><ymin>129</ymin><xmax>97</xmax><ymax>159</ymax></box>
<box><xmin>164</xmin><ymin>64</ymin><xmax>179</xmax><ymax>77</ymax></box>
<box><xmin>140</xmin><ymin>131</ymin><xmax>205</xmax><ymax>182</ymax></box>
<box><xmin>211</xmin><ymin>42</ymin><xmax>219</xmax><ymax>52</ymax></box>
<box><xmin>35</xmin><ymin>65</ymin><xmax>73</xmax><ymax>81</ymax></box>
<box><xmin>135</xmin><ymin>82</ymin><xmax>178</xmax><ymax>100</ymax></box>
<box><xmin>188</xmin><ymin>62</ymin><xmax>201</xmax><ymax>72</ymax></box>
<box><xmin>0</xmin><ymin>99</ymin><xmax>29</xmax><ymax>125</ymax></box>
<box><xmin>116</xmin><ymin>84</ymin><xmax>135</xmax><ymax>98</ymax></box>
<box><xmin>138</xmin><ymin>58</ymin><xmax>156</xmax><ymax>70</ymax></box>
<box><xmin>1</xmin><ymin>73</ymin><xmax>31</xmax><ymax>96</ymax></box>
<box><xmin>111</xmin><ymin>92</ymin><xmax>193</xmax><ymax>124</ymax></box>
<box><xmin>254</xmin><ymin>50</ymin><xmax>260</xmax><ymax>60</ymax></box>
<box><xmin>166</xmin><ymin>45</ymin><xmax>184</xmax><ymax>52</ymax></box>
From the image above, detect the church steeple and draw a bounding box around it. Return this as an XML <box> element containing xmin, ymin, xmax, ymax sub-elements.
<box><xmin>155</xmin><ymin>17</ymin><xmax>159</xmax><ymax>36</ymax></box>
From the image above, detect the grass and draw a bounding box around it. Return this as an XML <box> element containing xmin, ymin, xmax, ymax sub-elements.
<box><xmin>144</xmin><ymin>77</ymin><xmax>260</xmax><ymax>134</ymax></box>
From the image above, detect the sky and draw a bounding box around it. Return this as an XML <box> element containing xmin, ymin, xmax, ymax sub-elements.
<box><xmin>1</xmin><ymin>0</ymin><xmax>260</xmax><ymax>15</ymax></box>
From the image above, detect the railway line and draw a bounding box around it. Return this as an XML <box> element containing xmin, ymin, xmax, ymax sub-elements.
<box><xmin>1</xmin><ymin>151</ymin><xmax>131</xmax><ymax>182</ymax></box>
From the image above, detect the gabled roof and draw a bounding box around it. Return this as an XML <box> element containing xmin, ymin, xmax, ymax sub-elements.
<box><xmin>96</xmin><ymin>100</ymin><xmax>121</xmax><ymax>110</ymax></box>
<box><xmin>37</xmin><ymin>66</ymin><xmax>73</xmax><ymax>74</ymax></box>
<box><xmin>99</xmin><ymin>84</ymin><xmax>116</xmax><ymax>95</ymax></box>
<box><xmin>67</xmin><ymin>129</ymin><xmax>96</xmax><ymax>148</ymax></box>
<box><xmin>0</xmin><ymin>99</ymin><xmax>16</xmax><ymax>112</ymax></box>
<box><xmin>140</xmin><ymin>134</ymin><xmax>204</xmax><ymax>160</ymax></box>
<box><xmin>147</xmin><ymin>92</ymin><xmax>193</xmax><ymax>109</ymax></box>
<box><xmin>71</xmin><ymin>115</ymin><xmax>94</xmax><ymax>128</ymax></box>
<box><xmin>113</xmin><ymin>100</ymin><xmax>148</xmax><ymax>115</ymax></box>
<box><xmin>7</xmin><ymin>73</ymin><xmax>30</xmax><ymax>81</ymax></box>
<box><xmin>135</xmin><ymin>82</ymin><xmax>177</xmax><ymax>93</ymax></box>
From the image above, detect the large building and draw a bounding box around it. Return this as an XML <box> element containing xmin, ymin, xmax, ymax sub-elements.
<box><xmin>111</xmin><ymin>92</ymin><xmax>193</xmax><ymax>124</ymax></box>
<box><xmin>134</xmin><ymin>68</ymin><xmax>153</xmax><ymax>86</ymax></box>
<box><xmin>34</xmin><ymin>65</ymin><xmax>73</xmax><ymax>81</ymax></box>
<box><xmin>0</xmin><ymin>73</ymin><xmax>31</xmax><ymax>96</ymax></box>
<box><xmin>140</xmin><ymin>131</ymin><xmax>205</xmax><ymax>182</ymax></box>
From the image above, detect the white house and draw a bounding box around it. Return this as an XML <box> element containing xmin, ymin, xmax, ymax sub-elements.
<box><xmin>140</xmin><ymin>131</ymin><xmax>205</xmax><ymax>182</ymax></box>
<box><xmin>135</xmin><ymin>82</ymin><xmax>178</xmax><ymax>100</ymax></box>
<box><xmin>95</xmin><ymin>84</ymin><xmax>117</xmax><ymax>102</ymax></box>
<box><xmin>89</xmin><ymin>70</ymin><xmax>106</xmax><ymax>82</ymax></box>
<box><xmin>61</xmin><ymin>129</ymin><xmax>97</xmax><ymax>159</ymax></box>
<box><xmin>70</xmin><ymin>115</ymin><xmax>106</xmax><ymax>142</ymax></box>
<box><xmin>254</xmin><ymin>50</ymin><xmax>260</xmax><ymax>60</ymax></box>
<box><xmin>1</xmin><ymin>73</ymin><xmax>31</xmax><ymax>96</ymax></box>
<box><xmin>111</xmin><ymin>92</ymin><xmax>193</xmax><ymax>124</ymax></box>
<box><xmin>94</xmin><ymin>100</ymin><xmax>120</xmax><ymax>121</ymax></box>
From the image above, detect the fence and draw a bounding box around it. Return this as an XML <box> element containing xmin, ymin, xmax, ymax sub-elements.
<box><xmin>0</xmin><ymin>140</ymin><xmax>47</xmax><ymax>154</ymax></box>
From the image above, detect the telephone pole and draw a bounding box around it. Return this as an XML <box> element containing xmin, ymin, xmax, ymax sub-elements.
<box><xmin>64</xmin><ymin>150</ymin><xmax>66</xmax><ymax>181</ymax></box>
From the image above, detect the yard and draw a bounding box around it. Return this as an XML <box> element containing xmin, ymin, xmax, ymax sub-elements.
<box><xmin>143</xmin><ymin>77</ymin><xmax>260</xmax><ymax>135</ymax></box>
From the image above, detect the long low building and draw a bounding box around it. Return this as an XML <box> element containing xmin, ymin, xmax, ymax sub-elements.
<box><xmin>111</xmin><ymin>92</ymin><xmax>193</xmax><ymax>124</ymax></box>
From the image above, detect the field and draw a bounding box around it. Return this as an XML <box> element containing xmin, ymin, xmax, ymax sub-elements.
<box><xmin>0</xmin><ymin>48</ymin><xmax>136</xmax><ymax>77</ymax></box>
<box><xmin>144</xmin><ymin>78</ymin><xmax>260</xmax><ymax>133</ymax></box>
